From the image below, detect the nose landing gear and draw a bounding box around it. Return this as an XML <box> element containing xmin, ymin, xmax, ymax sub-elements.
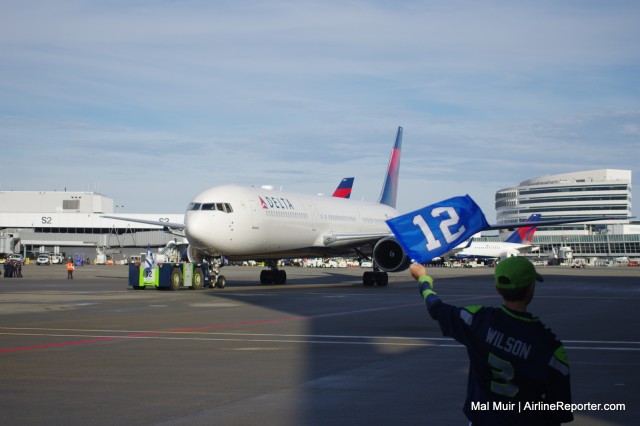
<box><xmin>205</xmin><ymin>257</ymin><xmax>226</xmax><ymax>289</ymax></box>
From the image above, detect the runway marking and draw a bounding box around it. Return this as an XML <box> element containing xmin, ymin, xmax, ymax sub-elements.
<box><xmin>0</xmin><ymin>303</ymin><xmax>414</xmax><ymax>353</ymax></box>
<box><xmin>0</xmin><ymin>332</ymin><xmax>464</xmax><ymax>348</ymax></box>
<box><xmin>189</xmin><ymin>303</ymin><xmax>240</xmax><ymax>308</ymax></box>
<box><xmin>4</xmin><ymin>328</ymin><xmax>640</xmax><ymax>346</ymax></box>
<box><xmin>0</xmin><ymin>336</ymin><xmax>116</xmax><ymax>353</ymax></box>
<box><xmin>232</xmin><ymin>347</ymin><xmax>284</xmax><ymax>351</ymax></box>
<box><xmin>1</xmin><ymin>328</ymin><xmax>639</xmax><ymax>353</ymax></box>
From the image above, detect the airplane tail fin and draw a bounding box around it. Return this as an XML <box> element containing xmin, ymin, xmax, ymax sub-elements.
<box><xmin>332</xmin><ymin>177</ymin><xmax>355</xmax><ymax>199</ymax></box>
<box><xmin>378</xmin><ymin>126</ymin><xmax>403</xmax><ymax>208</ymax></box>
<box><xmin>505</xmin><ymin>214</ymin><xmax>542</xmax><ymax>244</ymax></box>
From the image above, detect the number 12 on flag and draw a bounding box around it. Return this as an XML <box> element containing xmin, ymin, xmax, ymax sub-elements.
<box><xmin>385</xmin><ymin>195</ymin><xmax>489</xmax><ymax>263</ymax></box>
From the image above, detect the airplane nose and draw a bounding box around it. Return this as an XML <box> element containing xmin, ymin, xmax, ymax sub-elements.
<box><xmin>185</xmin><ymin>213</ymin><xmax>212</xmax><ymax>248</ymax></box>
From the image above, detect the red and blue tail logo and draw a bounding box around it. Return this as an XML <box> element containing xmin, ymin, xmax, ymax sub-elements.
<box><xmin>332</xmin><ymin>177</ymin><xmax>354</xmax><ymax>199</ymax></box>
<box><xmin>505</xmin><ymin>214</ymin><xmax>541</xmax><ymax>244</ymax></box>
<box><xmin>378</xmin><ymin>127</ymin><xmax>403</xmax><ymax>208</ymax></box>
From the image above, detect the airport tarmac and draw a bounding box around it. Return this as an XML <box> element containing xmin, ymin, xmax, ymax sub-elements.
<box><xmin>0</xmin><ymin>265</ymin><xmax>638</xmax><ymax>425</ymax></box>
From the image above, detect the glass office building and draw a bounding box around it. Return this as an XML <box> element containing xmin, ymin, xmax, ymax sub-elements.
<box><xmin>491</xmin><ymin>170</ymin><xmax>640</xmax><ymax>261</ymax></box>
<box><xmin>495</xmin><ymin>169</ymin><xmax>632</xmax><ymax>236</ymax></box>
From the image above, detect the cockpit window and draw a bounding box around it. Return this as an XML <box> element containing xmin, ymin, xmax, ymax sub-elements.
<box><xmin>188</xmin><ymin>202</ymin><xmax>202</xmax><ymax>211</ymax></box>
<box><xmin>199</xmin><ymin>203</ymin><xmax>233</xmax><ymax>213</ymax></box>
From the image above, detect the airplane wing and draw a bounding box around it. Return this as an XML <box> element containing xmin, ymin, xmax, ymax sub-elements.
<box><xmin>483</xmin><ymin>216</ymin><xmax>617</xmax><ymax>231</ymax></box>
<box><xmin>322</xmin><ymin>231</ymin><xmax>392</xmax><ymax>247</ymax></box>
<box><xmin>101</xmin><ymin>215</ymin><xmax>186</xmax><ymax>236</ymax></box>
<box><xmin>323</xmin><ymin>215</ymin><xmax>615</xmax><ymax>250</ymax></box>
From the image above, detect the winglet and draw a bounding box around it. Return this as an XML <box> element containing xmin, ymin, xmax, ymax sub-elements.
<box><xmin>378</xmin><ymin>126</ymin><xmax>403</xmax><ymax>208</ymax></box>
<box><xmin>332</xmin><ymin>177</ymin><xmax>355</xmax><ymax>199</ymax></box>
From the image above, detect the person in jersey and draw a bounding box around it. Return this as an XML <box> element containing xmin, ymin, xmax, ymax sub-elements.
<box><xmin>410</xmin><ymin>257</ymin><xmax>573</xmax><ymax>425</ymax></box>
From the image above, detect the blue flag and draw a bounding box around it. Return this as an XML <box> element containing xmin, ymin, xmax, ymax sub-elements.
<box><xmin>386</xmin><ymin>195</ymin><xmax>489</xmax><ymax>263</ymax></box>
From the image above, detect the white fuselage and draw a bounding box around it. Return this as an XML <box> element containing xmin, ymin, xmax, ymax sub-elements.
<box><xmin>454</xmin><ymin>242</ymin><xmax>530</xmax><ymax>259</ymax></box>
<box><xmin>184</xmin><ymin>185</ymin><xmax>399</xmax><ymax>260</ymax></box>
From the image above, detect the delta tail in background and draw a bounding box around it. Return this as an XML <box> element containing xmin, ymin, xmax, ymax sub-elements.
<box><xmin>332</xmin><ymin>178</ymin><xmax>355</xmax><ymax>199</ymax></box>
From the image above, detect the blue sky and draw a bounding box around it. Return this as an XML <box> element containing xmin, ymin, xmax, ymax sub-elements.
<box><xmin>2</xmin><ymin>0</ymin><xmax>639</xmax><ymax>218</ymax></box>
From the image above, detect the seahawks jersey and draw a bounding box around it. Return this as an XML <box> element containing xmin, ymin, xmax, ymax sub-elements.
<box><xmin>421</xmin><ymin>276</ymin><xmax>573</xmax><ymax>425</ymax></box>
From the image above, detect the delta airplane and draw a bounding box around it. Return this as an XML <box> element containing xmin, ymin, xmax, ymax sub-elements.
<box><xmin>453</xmin><ymin>214</ymin><xmax>541</xmax><ymax>260</ymax></box>
<box><xmin>180</xmin><ymin>128</ymin><xmax>405</xmax><ymax>287</ymax></box>
<box><xmin>105</xmin><ymin>126</ymin><xmax>613</xmax><ymax>287</ymax></box>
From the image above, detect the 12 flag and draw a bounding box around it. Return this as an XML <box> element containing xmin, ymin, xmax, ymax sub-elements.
<box><xmin>386</xmin><ymin>195</ymin><xmax>489</xmax><ymax>263</ymax></box>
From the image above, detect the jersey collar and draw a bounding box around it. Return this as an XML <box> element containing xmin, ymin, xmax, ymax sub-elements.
<box><xmin>500</xmin><ymin>305</ymin><xmax>540</xmax><ymax>323</ymax></box>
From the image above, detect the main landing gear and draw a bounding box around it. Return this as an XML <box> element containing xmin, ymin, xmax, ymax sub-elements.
<box><xmin>362</xmin><ymin>268</ymin><xmax>388</xmax><ymax>286</ymax></box>
<box><xmin>260</xmin><ymin>261</ymin><xmax>287</xmax><ymax>285</ymax></box>
<box><xmin>356</xmin><ymin>249</ymin><xmax>388</xmax><ymax>287</ymax></box>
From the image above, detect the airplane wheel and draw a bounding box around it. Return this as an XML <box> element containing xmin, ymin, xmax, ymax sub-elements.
<box><xmin>375</xmin><ymin>272</ymin><xmax>388</xmax><ymax>286</ymax></box>
<box><xmin>191</xmin><ymin>267</ymin><xmax>204</xmax><ymax>290</ymax></box>
<box><xmin>274</xmin><ymin>270</ymin><xmax>287</xmax><ymax>285</ymax></box>
<box><xmin>170</xmin><ymin>268</ymin><xmax>182</xmax><ymax>291</ymax></box>
<box><xmin>206</xmin><ymin>273</ymin><xmax>215</xmax><ymax>288</ymax></box>
<box><xmin>363</xmin><ymin>271</ymin><xmax>375</xmax><ymax>286</ymax></box>
<box><xmin>260</xmin><ymin>270</ymin><xmax>274</xmax><ymax>285</ymax></box>
<box><xmin>216</xmin><ymin>275</ymin><xmax>226</xmax><ymax>289</ymax></box>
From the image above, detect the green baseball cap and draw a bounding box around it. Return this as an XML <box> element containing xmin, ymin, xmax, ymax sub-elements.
<box><xmin>495</xmin><ymin>257</ymin><xmax>544</xmax><ymax>289</ymax></box>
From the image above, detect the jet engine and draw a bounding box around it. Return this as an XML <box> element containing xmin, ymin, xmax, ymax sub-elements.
<box><xmin>372</xmin><ymin>236</ymin><xmax>412</xmax><ymax>272</ymax></box>
<box><xmin>186</xmin><ymin>245</ymin><xmax>206</xmax><ymax>263</ymax></box>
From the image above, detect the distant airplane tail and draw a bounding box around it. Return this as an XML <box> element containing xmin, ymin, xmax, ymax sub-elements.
<box><xmin>505</xmin><ymin>214</ymin><xmax>542</xmax><ymax>244</ymax></box>
<box><xmin>332</xmin><ymin>177</ymin><xmax>355</xmax><ymax>199</ymax></box>
<box><xmin>378</xmin><ymin>126</ymin><xmax>403</xmax><ymax>208</ymax></box>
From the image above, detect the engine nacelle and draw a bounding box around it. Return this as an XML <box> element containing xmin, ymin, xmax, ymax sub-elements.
<box><xmin>186</xmin><ymin>245</ymin><xmax>206</xmax><ymax>263</ymax></box>
<box><xmin>372</xmin><ymin>237</ymin><xmax>412</xmax><ymax>272</ymax></box>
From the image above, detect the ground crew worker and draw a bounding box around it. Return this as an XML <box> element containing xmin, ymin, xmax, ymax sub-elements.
<box><xmin>66</xmin><ymin>261</ymin><xmax>74</xmax><ymax>279</ymax></box>
<box><xmin>410</xmin><ymin>257</ymin><xmax>573</xmax><ymax>425</ymax></box>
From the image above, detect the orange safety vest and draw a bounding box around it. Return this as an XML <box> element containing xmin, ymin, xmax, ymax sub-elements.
<box><xmin>66</xmin><ymin>262</ymin><xmax>74</xmax><ymax>271</ymax></box>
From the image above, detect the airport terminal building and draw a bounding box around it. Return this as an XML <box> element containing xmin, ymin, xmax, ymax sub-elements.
<box><xmin>493</xmin><ymin>169</ymin><xmax>639</xmax><ymax>261</ymax></box>
<box><xmin>0</xmin><ymin>191</ymin><xmax>184</xmax><ymax>262</ymax></box>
